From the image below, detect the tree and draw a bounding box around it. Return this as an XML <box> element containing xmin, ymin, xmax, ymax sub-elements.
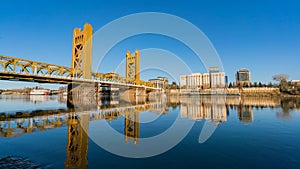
<box><xmin>168</xmin><ymin>82</ymin><xmax>179</xmax><ymax>89</ymax></box>
<box><xmin>258</xmin><ymin>82</ymin><xmax>263</xmax><ymax>87</ymax></box>
<box><xmin>273</xmin><ymin>74</ymin><xmax>289</xmax><ymax>92</ymax></box>
<box><xmin>228</xmin><ymin>82</ymin><xmax>233</xmax><ymax>88</ymax></box>
<box><xmin>273</xmin><ymin>74</ymin><xmax>289</xmax><ymax>82</ymax></box>
<box><xmin>232</xmin><ymin>82</ymin><xmax>236</xmax><ymax>88</ymax></box>
<box><xmin>267</xmin><ymin>82</ymin><xmax>273</xmax><ymax>87</ymax></box>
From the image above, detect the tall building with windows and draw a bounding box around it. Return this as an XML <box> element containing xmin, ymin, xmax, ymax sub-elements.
<box><xmin>236</xmin><ymin>68</ymin><xmax>251</xmax><ymax>87</ymax></box>
<box><xmin>202</xmin><ymin>73</ymin><xmax>210</xmax><ymax>89</ymax></box>
<box><xmin>210</xmin><ymin>72</ymin><xmax>226</xmax><ymax>88</ymax></box>
<box><xmin>180</xmin><ymin>75</ymin><xmax>187</xmax><ymax>88</ymax></box>
<box><xmin>187</xmin><ymin>73</ymin><xmax>202</xmax><ymax>89</ymax></box>
<box><xmin>180</xmin><ymin>67</ymin><xmax>226</xmax><ymax>90</ymax></box>
<box><xmin>180</xmin><ymin>73</ymin><xmax>202</xmax><ymax>89</ymax></box>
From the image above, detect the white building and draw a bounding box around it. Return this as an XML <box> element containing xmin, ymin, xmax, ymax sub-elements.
<box><xmin>180</xmin><ymin>69</ymin><xmax>226</xmax><ymax>90</ymax></box>
<box><xmin>291</xmin><ymin>80</ymin><xmax>300</xmax><ymax>86</ymax></box>
<box><xmin>202</xmin><ymin>73</ymin><xmax>210</xmax><ymax>89</ymax></box>
<box><xmin>210</xmin><ymin>72</ymin><xmax>226</xmax><ymax>88</ymax></box>
<box><xmin>180</xmin><ymin>73</ymin><xmax>202</xmax><ymax>89</ymax></box>
<box><xmin>187</xmin><ymin>73</ymin><xmax>202</xmax><ymax>89</ymax></box>
<box><xmin>180</xmin><ymin>75</ymin><xmax>187</xmax><ymax>88</ymax></box>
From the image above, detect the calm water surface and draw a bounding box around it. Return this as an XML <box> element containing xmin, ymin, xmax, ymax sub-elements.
<box><xmin>0</xmin><ymin>95</ymin><xmax>299</xmax><ymax>169</ymax></box>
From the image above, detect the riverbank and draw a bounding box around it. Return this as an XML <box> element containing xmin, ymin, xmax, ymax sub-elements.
<box><xmin>175</xmin><ymin>87</ymin><xmax>300</xmax><ymax>97</ymax></box>
<box><xmin>280</xmin><ymin>94</ymin><xmax>300</xmax><ymax>98</ymax></box>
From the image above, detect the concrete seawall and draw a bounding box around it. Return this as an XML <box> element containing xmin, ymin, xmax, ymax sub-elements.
<box><xmin>179</xmin><ymin>87</ymin><xmax>281</xmax><ymax>96</ymax></box>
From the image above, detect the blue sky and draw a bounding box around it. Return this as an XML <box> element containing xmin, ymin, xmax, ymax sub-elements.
<box><xmin>0</xmin><ymin>0</ymin><xmax>300</xmax><ymax>89</ymax></box>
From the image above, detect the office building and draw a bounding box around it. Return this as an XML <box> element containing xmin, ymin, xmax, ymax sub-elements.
<box><xmin>180</xmin><ymin>73</ymin><xmax>202</xmax><ymax>89</ymax></box>
<box><xmin>210</xmin><ymin>72</ymin><xmax>226</xmax><ymax>88</ymax></box>
<box><xmin>202</xmin><ymin>73</ymin><xmax>210</xmax><ymax>89</ymax></box>
<box><xmin>236</xmin><ymin>68</ymin><xmax>251</xmax><ymax>87</ymax></box>
<box><xmin>180</xmin><ymin>67</ymin><xmax>226</xmax><ymax>90</ymax></box>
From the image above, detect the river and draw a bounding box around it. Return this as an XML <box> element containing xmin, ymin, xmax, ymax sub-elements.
<box><xmin>0</xmin><ymin>95</ymin><xmax>299</xmax><ymax>169</ymax></box>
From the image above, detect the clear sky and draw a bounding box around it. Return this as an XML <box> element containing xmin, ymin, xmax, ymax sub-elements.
<box><xmin>1</xmin><ymin>0</ymin><xmax>300</xmax><ymax>89</ymax></box>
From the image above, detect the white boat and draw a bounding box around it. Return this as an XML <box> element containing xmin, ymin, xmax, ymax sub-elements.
<box><xmin>30</xmin><ymin>89</ymin><xmax>50</xmax><ymax>95</ymax></box>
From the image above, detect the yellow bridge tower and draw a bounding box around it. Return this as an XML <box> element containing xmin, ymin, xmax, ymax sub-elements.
<box><xmin>126</xmin><ymin>49</ymin><xmax>140</xmax><ymax>84</ymax></box>
<box><xmin>71</xmin><ymin>23</ymin><xmax>93</xmax><ymax>79</ymax></box>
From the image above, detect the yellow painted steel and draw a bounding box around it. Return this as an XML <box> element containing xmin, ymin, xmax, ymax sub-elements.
<box><xmin>65</xmin><ymin>113</ymin><xmax>88</xmax><ymax>169</ymax></box>
<box><xmin>0</xmin><ymin>23</ymin><xmax>155</xmax><ymax>88</ymax></box>
<box><xmin>0</xmin><ymin>55</ymin><xmax>73</xmax><ymax>77</ymax></box>
<box><xmin>126</xmin><ymin>49</ymin><xmax>140</xmax><ymax>84</ymax></box>
<box><xmin>71</xmin><ymin>23</ymin><xmax>93</xmax><ymax>79</ymax></box>
<box><xmin>124</xmin><ymin>111</ymin><xmax>140</xmax><ymax>144</ymax></box>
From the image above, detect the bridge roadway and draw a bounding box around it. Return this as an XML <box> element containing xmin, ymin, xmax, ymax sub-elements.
<box><xmin>0</xmin><ymin>101</ymin><xmax>167</xmax><ymax>138</ymax></box>
<box><xmin>0</xmin><ymin>55</ymin><xmax>160</xmax><ymax>90</ymax></box>
<box><xmin>0</xmin><ymin>71</ymin><xmax>159</xmax><ymax>90</ymax></box>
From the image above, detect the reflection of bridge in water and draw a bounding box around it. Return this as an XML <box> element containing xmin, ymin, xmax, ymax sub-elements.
<box><xmin>1</xmin><ymin>96</ymin><xmax>295</xmax><ymax>138</ymax></box>
<box><xmin>0</xmin><ymin>100</ymin><xmax>168</xmax><ymax>138</ymax></box>
<box><xmin>0</xmin><ymin>96</ymin><xmax>167</xmax><ymax>169</ymax></box>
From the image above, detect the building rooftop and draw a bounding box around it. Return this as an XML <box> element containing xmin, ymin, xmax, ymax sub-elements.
<box><xmin>238</xmin><ymin>68</ymin><xmax>250</xmax><ymax>72</ymax></box>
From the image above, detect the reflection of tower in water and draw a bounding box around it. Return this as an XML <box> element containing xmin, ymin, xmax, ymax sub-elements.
<box><xmin>238</xmin><ymin>105</ymin><xmax>254</xmax><ymax>124</ymax></box>
<box><xmin>65</xmin><ymin>113</ymin><xmax>89</xmax><ymax>169</ymax></box>
<box><xmin>124</xmin><ymin>111</ymin><xmax>140</xmax><ymax>144</ymax></box>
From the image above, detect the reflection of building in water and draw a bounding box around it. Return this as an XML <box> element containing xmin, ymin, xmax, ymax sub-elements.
<box><xmin>238</xmin><ymin>105</ymin><xmax>253</xmax><ymax>124</ymax></box>
<box><xmin>226</xmin><ymin>96</ymin><xmax>282</xmax><ymax>124</ymax></box>
<box><xmin>65</xmin><ymin>113</ymin><xmax>89</xmax><ymax>169</ymax></box>
<box><xmin>225</xmin><ymin>96</ymin><xmax>281</xmax><ymax>108</ymax></box>
<box><xmin>180</xmin><ymin>96</ymin><xmax>227</xmax><ymax>123</ymax></box>
<box><xmin>124</xmin><ymin>112</ymin><xmax>140</xmax><ymax>144</ymax></box>
<box><xmin>149</xmin><ymin>95</ymin><xmax>168</xmax><ymax>114</ymax></box>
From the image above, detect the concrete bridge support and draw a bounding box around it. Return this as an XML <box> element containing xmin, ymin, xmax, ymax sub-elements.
<box><xmin>67</xmin><ymin>83</ymin><xmax>99</xmax><ymax>110</ymax></box>
<box><xmin>119</xmin><ymin>88</ymin><xmax>146</xmax><ymax>104</ymax></box>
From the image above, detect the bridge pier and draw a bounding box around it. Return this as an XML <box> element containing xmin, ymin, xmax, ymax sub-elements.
<box><xmin>119</xmin><ymin>87</ymin><xmax>146</xmax><ymax>104</ymax></box>
<box><xmin>66</xmin><ymin>82</ymin><xmax>157</xmax><ymax>108</ymax></box>
<box><xmin>67</xmin><ymin>83</ymin><xmax>99</xmax><ymax>110</ymax></box>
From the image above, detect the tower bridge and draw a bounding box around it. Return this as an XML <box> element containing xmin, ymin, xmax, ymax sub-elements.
<box><xmin>0</xmin><ymin>23</ymin><xmax>161</xmax><ymax>97</ymax></box>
